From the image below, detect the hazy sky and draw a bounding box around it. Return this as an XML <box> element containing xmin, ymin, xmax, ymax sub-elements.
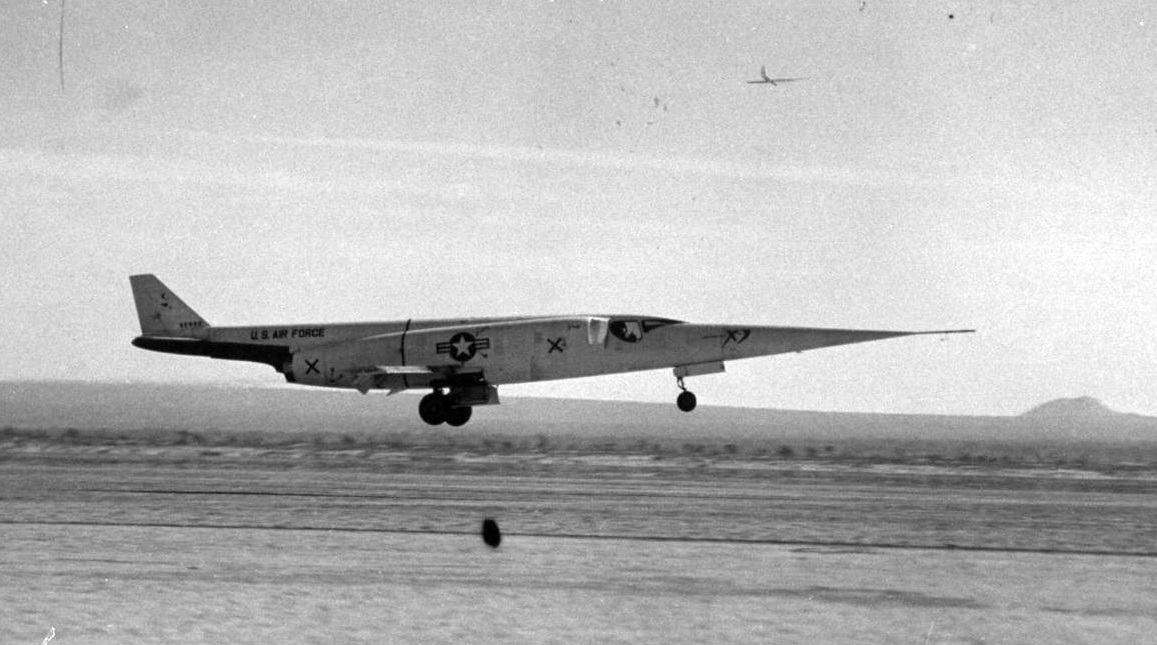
<box><xmin>2</xmin><ymin>1</ymin><xmax>1154</xmax><ymax>415</ymax></box>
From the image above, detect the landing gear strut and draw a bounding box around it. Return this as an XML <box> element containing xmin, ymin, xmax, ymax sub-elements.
<box><xmin>418</xmin><ymin>390</ymin><xmax>474</xmax><ymax>426</ymax></box>
<box><xmin>675</xmin><ymin>377</ymin><xmax>697</xmax><ymax>412</ymax></box>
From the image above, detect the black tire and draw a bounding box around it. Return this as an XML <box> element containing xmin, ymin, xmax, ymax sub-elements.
<box><xmin>445</xmin><ymin>406</ymin><xmax>473</xmax><ymax>427</ymax></box>
<box><xmin>418</xmin><ymin>393</ymin><xmax>447</xmax><ymax>425</ymax></box>
<box><xmin>676</xmin><ymin>390</ymin><xmax>697</xmax><ymax>412</ymax></box>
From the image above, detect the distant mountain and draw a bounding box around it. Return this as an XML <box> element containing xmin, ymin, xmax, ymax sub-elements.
<box><xmin>2</xmin><ymin>381</ymin><xmax>1156</xmax><ymax>444</ymax></box>
<box><xmin>1021</xmin><ymin>397</ymin><xmax>1120</xmax><ymax>419</ymax></box>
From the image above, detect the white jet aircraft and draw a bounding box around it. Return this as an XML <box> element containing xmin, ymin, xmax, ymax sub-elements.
<box><xmin>130</xmin><ymin>274</ymin><xmax>972</xmax><ymax>426</ymax></box>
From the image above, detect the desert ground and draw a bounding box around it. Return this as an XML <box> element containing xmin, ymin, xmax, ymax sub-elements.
<box><xmin>2</xmin><ymin>438</ymin><xmax>1155</xmax><ymax>644</ymax></box>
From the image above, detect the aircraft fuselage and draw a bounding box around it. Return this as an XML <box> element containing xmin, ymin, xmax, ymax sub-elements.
<box><xmin>129</xmin><ymin>274</ymin><xmax>972</xmax><ymax>425</ymax></box>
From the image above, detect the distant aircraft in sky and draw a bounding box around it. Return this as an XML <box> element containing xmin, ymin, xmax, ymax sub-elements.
<box><xmin>747</xmin><ymin>65</ymin><xmax>806</xmax><ymax>86</ymax></box>
<box><xmin>129</xmin><ymin>274</ymin><xmax>972</xmax><ymax>426</ymax></box>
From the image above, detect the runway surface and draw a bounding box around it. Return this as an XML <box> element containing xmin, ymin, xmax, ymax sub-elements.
<box><xmin>2</xmin><ymin>445</ymin><xmax>1156</xmax><ymax>643</ymax></box>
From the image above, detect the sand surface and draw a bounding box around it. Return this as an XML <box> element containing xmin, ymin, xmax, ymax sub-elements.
<box><xmin>2</xmin><ymin>446</ymin><xmax>1155</xmax><ymax>644</ymax></box>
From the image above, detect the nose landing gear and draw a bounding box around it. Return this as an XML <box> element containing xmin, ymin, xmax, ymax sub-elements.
<box><xmin>672</xmin><ymin>362</ymin><xmax>724</xmax><ymax>412</ymax></box>
<box><xmin>675</xmin><ymin>377</ymin><xmax>697</xmax><ymax>412</ymax></box>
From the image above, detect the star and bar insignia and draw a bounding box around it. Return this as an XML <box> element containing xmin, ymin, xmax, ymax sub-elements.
<box><xmin>436</xmin><ymin>332</ymin><xmax>491</xmax><ymax>363</ymax></box>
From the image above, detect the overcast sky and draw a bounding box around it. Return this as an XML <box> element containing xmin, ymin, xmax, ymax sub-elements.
<box><xmin>2</xmin><ymin>1</ymin><xmax>1154</xmax><ymax>415</ymax></box>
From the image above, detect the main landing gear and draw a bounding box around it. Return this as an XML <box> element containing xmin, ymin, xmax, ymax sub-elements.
<box><xmin>675</xmin><ymin>377</ymin><xmax>697</xmax><ymax>412</ymax></box>
<box><xmin>418</xmin><ymin>391</ymin><xmax>473</xmax><ymax>426</ymax></box>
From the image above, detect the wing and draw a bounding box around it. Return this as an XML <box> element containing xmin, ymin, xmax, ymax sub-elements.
<box><xmin>767</xmin><ymin>77</ymin><xmax>806</xmax><ymax>85</ymax></box>
<box><xmin>747</xmin><ymin>65</ymin><xmax>773</xmax><ymax>84</ymax></box>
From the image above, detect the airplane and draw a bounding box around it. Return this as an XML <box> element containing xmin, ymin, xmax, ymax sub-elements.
<box><xmin>747</xmin><ymin>65</ymin><xmax>806</xmax><ymax>86</ymax></box>
<box><xmin>129</xmin><ymin>274</ymin><xmax>973</xmax><ymax>426</ymax></box>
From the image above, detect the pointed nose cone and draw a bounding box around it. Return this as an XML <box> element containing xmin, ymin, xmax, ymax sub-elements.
<box><xmin>675</xmin><ymin>325</ymin><xmax>975</xmax><ymax>362</ymax></box>
<box><xmin>736</xmin><ymin>326</ymin><xmax>973</xmax><ymax>358</ymax></box>
<box><xmin>735</xmin><ymin>326</ymin><xmax>916</xmax><ymax>358</ymax></box>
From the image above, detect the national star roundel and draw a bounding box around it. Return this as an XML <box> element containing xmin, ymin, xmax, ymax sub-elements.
<box><xmin>436</xmin><ymin>332</ymin><xmax>491</xmax><ymax>363</ymax></box>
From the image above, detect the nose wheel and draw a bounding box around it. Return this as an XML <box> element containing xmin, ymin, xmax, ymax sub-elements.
<box><xmin>675</xmin><ymin>377</ymin><xmax>697</xmax><ymax>412</ymax></box>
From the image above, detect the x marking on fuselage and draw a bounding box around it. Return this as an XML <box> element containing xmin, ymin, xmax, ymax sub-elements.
<box><xmin>305</xmin><ymin>358</ymin><xmax>320</xmax><ymax>374</ymax></box>
<box><xmin>724</xmin><ymin>329</ymin><xmax>751</xmax><ymax>346</ymax></box>
<box><xmin>548</xmin><ymin>337</ymin><xmax>566</xmax><ymax>353</ymax></box>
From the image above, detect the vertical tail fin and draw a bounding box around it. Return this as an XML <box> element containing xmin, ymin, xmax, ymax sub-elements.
<box><xmin>129</xmin><ymin>274</ymin><xmax>210</xmax><ymax>337</ymax></box>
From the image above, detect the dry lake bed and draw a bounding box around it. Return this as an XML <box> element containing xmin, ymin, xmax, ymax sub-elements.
<box><xmin>2</xmin><ymin>443</ymin><xmax>1156</xmax><ymax>644</ymax></box>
